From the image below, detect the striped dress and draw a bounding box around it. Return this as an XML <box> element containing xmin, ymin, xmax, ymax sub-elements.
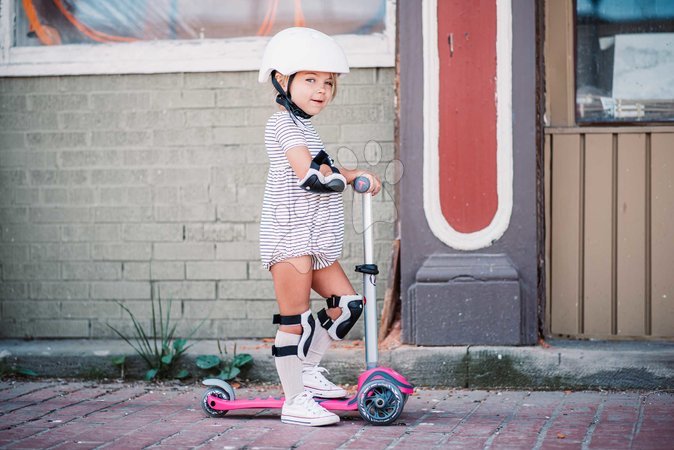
<box><xmin>259</xmin><ymin>111</ymin><xmax>345</xmax><ymax>271</ymax></box>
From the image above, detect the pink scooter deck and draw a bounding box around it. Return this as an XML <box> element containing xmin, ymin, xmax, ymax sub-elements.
<box><xmin>205</xmin><ymin>367</ymin><xmax>413</xmax><ymax>413</ymax></box>
<box><xmin>206</xmin><ymin>394</ymin><xmax>359</xmax><ymax>412</ymax></box>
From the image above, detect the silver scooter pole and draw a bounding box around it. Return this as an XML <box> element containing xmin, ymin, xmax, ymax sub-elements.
<box><xmin>353</xmin><ymin>177</ymin><xmax>379</xmax><ymax>369</ymax></box>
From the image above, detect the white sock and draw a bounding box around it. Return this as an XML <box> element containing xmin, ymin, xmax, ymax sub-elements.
<box><xmin>274</xmin><ymin>330</ymin><xmax>305</xmax><ymax>400</ymax></box>
<box><xmin>302</xmin><ymin>324</ymin><xmax>333</xmax><ymax>369</ymax></box>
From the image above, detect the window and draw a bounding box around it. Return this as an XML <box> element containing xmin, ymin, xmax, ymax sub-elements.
<box><xmin>575</xmin><ymin>0</ymin><xmax>674</xmax><ymax>123</ymax></box>
<box><xmin>0</xmin><ymin>0</ymin><xmax>395</xmax><ymax>76</ymax></box>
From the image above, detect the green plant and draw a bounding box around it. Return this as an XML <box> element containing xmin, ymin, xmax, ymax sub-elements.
<box><xmin>110</xmin><ymin>355</ymin><xmax>126</xmax><ymax>379</ymax></box>
<box><xmin>107</xmin><ymin>297</ymin><xmax>198</xmax><ymax>381</ymax></box>
<box><xmin>0</xmin><ymin>359</ymin><xmax>37</xmax><ymax>378</ymax></box>
<box><xmin>196</xmin><ymin>341</ymin><xmax>253</xmax><ymax>381</ymax></box>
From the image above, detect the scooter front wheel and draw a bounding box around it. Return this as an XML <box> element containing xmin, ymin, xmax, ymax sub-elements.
<box><xmin>357</xmin><ymin>379</ymin><xmax>405</xmax><ymax>425</ymax></box>
<box><xmin>201</xmin><ymin>387</ymin><xmax>230</xmax><ymax>417</ymax></box>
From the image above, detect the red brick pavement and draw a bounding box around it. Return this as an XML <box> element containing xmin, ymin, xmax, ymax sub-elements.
<box><xmin>0</xmin><ymin>380</ymin><xmax>672</xmax><ymax>449</ymax></box>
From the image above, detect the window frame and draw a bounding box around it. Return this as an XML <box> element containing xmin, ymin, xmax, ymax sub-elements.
<box><xmin>0</xmin><ymin>0</ymin><xmax>396</xmax><ymax>77</ymax></box>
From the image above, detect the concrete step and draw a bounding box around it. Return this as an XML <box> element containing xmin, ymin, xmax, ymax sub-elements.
<box><xmin>1</xmin><ymin>338</ymin><xmax>672</xmax><ymax>389</ymax></box>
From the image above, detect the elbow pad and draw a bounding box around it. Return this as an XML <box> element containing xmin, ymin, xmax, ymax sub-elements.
<box><xmin>298</xmin><ymin>169</ymin><xmax>346</xmax><ymax>193</ymax></box>
<box><xmin>298</xmin><ymin>150</ymin><xmax>346</xmax><ymax>193</ymax></box>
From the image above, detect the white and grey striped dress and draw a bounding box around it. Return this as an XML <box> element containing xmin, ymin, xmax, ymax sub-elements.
<box><xmin>259</xmin><ymin>111</ymin><xmax>345</xmax><ymax>270</ymax></box>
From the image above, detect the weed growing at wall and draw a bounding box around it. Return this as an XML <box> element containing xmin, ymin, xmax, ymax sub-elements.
<box><xmin>107</xmin><ymin>298</ymin><xmax>202</xmax><ymax>380</ymax></box>
<box><xmin>196</xmin><ymin>341</ymin><xmax>253</xmax><ymax>381</ymax></box>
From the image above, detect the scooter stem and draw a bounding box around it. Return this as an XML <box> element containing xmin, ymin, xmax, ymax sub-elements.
<box><xmin>361</xmin><ymin>192</ymin><xmax>378</xmax><ymax>369</ymax></box>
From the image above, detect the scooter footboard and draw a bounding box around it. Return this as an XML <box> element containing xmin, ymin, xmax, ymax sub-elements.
<box><xmin>315</xmin><ymin>396</ymin><xmax>359</xmax><ymax>411</ymax></box>
<box><xmin>207</xmin><ymin>395</ymin><xmax>360</xmax><ymax>412</ymax></box>
<box><xmin>207</xmin><ymin>396</ymin><xmax>284</xmax><ymax>411</ymax></box>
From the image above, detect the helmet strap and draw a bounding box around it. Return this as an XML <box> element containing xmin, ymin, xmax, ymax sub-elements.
<box><xmin>271</xmin><ymin>70</ymin><xmax>312</xmax><ymax>120</ymax></box>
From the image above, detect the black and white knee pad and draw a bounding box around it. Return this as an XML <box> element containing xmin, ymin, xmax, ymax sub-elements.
<box><xmin>316</xmin><ymin>294</ymin><xmax>363</xmax><ymax>340</ymax></box>
<box><xmin>271</xmin><ymin>309</ymin><xmax>315</xmax><ymax>360</ymax></box>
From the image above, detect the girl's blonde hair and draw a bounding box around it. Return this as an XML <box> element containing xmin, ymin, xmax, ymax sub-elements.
<box><xmin>273</xmin><ymin>72</ymin><xmax>339</xmax><ymax>101</ymax></box>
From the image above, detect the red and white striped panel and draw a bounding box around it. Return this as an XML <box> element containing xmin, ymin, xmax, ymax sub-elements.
<box><xmin>423</xmin><ymin>0</ymin><xmax>513</xmax><ymax>250</ymax></box>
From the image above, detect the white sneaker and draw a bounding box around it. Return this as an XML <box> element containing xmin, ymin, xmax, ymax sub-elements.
<box><xmin>281</xmin><ymin>391</ymin><xmax>340</xmax><ymax>426</ymax></box>
<box><xmin>302</xmin><ymin>366</ymin><xmax>348</xmax><ymax>398</ymax></box>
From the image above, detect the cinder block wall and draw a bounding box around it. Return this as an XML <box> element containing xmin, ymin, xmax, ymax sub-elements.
<box><xmin>0</xmin><ymin>69</ymin><xmax>396</xmax><ymax>339</ymax></box>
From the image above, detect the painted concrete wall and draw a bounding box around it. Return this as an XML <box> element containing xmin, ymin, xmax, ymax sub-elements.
<box><xmin>0</xmin><ymin>69</ymin><xmax>396</xmax><ymax>339</ymax></box>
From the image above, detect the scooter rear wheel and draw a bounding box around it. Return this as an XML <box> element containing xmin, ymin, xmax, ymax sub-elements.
<box><xmin>201</xmin><ymin>387</ymin><xmax>230</xmax><ymax>417</ymax></box>
<box><xmin>357</xmin><ymin>379</ymin><xmax>405</xmax><ymax>425</ymax></box>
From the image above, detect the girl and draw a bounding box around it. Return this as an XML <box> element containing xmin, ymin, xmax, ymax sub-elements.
<box><xmin>258</xmin><ymin>27</ymin><xmax>381</xmax><ymax>427</ymax></box>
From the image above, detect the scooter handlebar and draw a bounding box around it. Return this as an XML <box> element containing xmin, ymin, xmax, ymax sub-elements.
<box><xmin>353</xmin><ymin>176</ymin><xmax>370</xmax><ymax>193</ymax></box>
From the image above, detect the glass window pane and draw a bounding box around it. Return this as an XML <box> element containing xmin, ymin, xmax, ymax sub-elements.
<box><xmin>575</xmin><ymin>0</ymin><xmax>674</xmax><ymax>123</ymax></box>
<box><xmin>15</xmin><ymin>0</ymin><xmax>387</xmax><ymax>47</ymax></box>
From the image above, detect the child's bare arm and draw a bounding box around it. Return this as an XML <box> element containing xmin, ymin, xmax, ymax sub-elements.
<box><xmin>285</xmin><ymin>146</ymin><xmax>340</xmax><ymax>178</ymax></box>
<box><xmin>285</xmin><ymin>146</ymin><xmax>314</xmax><ymax>179</ymax></box>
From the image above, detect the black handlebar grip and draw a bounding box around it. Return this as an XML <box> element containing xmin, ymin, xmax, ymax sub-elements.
<box><xmin>353</xmin><ymin>176</ymin><xmax>370</xmax><ymax>193</ymax></box>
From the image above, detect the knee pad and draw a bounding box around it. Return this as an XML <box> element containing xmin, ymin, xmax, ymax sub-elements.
<box><xmin>316</xmin><ymin>294</ymin><xmax>363</xmax><ymax>340</ymax></box>
<box><xmin>271</xmin><ymin>310</ymin><xmax>315</xmax><ymax>360</ymax></box>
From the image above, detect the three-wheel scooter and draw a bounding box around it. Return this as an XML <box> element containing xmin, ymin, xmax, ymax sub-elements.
<box><xmin>200</xmin><ymin>176</ymin><xmax>413</xmax><ymax>425</ymax></box>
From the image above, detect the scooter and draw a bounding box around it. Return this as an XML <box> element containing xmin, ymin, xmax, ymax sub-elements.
<box><xmin>200</xmin><ymin>177</ymin><xmax>413</xmax><ymax>425</ymax></box>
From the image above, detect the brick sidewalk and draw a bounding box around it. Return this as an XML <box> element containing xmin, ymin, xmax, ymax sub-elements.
<box><xmin>0</xmin><ymin>380</ymin><xmax>672</xmax><ymax>449</ymax></box>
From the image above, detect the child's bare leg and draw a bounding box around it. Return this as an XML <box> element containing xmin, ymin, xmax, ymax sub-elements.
<box><xmin>271</xmin><ymin>256</ymin><xmax>313</xmax><ymax>334</ymax></box>
<box><xmin>298</xmin><ymin>261</ymin><xmax>358</xmax><ymax>398</ymax></box>
<box><xmin>311</xmin><ymin>261</ymin><xmax>356</xmax><ymax>321</ymax></box>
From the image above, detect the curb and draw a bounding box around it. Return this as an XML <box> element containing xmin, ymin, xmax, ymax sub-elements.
<box><xmin>1</xmin><ymin>339</ymin><xmax>672</xmax><ymax>390</ymax></box>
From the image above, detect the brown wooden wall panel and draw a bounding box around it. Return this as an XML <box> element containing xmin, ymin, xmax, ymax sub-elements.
<box><xmin>544</xmin><ymin>0</ymin><xmax>674</xmax><ymax>340</ymax></box>
<box><xmin>616</xmin><ymin>134</ymin><xmax>647</xmax><ymax>336</ymax></box>
<box><xmin>651</xmin><ymin>134</ymin><xmax>674</xmax><ymax>337</ymax></box>
<box><xmin>547</xmin><ymin>129</ymin><xmax>673</xmax><ymax>340</ymax></box>
<box><xmin>583</xmin><ymin>134</ymin><xmax>613</xmax><ymax>335</ymax></box>
<box><xmin>550</xmin><ymin>134</ymin><xmax>582</xmax><ymax>335</ymax></box>
<box><xmin>544</xmin><ymin>134</ymin><xmax>552</xmax><ymax>333</ymax></box>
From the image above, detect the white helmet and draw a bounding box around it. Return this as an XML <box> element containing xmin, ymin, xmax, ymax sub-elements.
<box><xmin>258</xmin><ymin>27</ymin><xmax>349</xmax><ymax>83</ymax></box>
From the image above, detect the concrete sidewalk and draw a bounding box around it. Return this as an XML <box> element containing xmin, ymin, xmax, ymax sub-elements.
<box><xmin>1</xmin><ymin>338</ymin><xmax>673</xmax><ymax>390</ymax></box>
<box><xmin>0</xmin><ymin>380</ymin><xmax>672</xmax><ymax>449</ymax></box>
